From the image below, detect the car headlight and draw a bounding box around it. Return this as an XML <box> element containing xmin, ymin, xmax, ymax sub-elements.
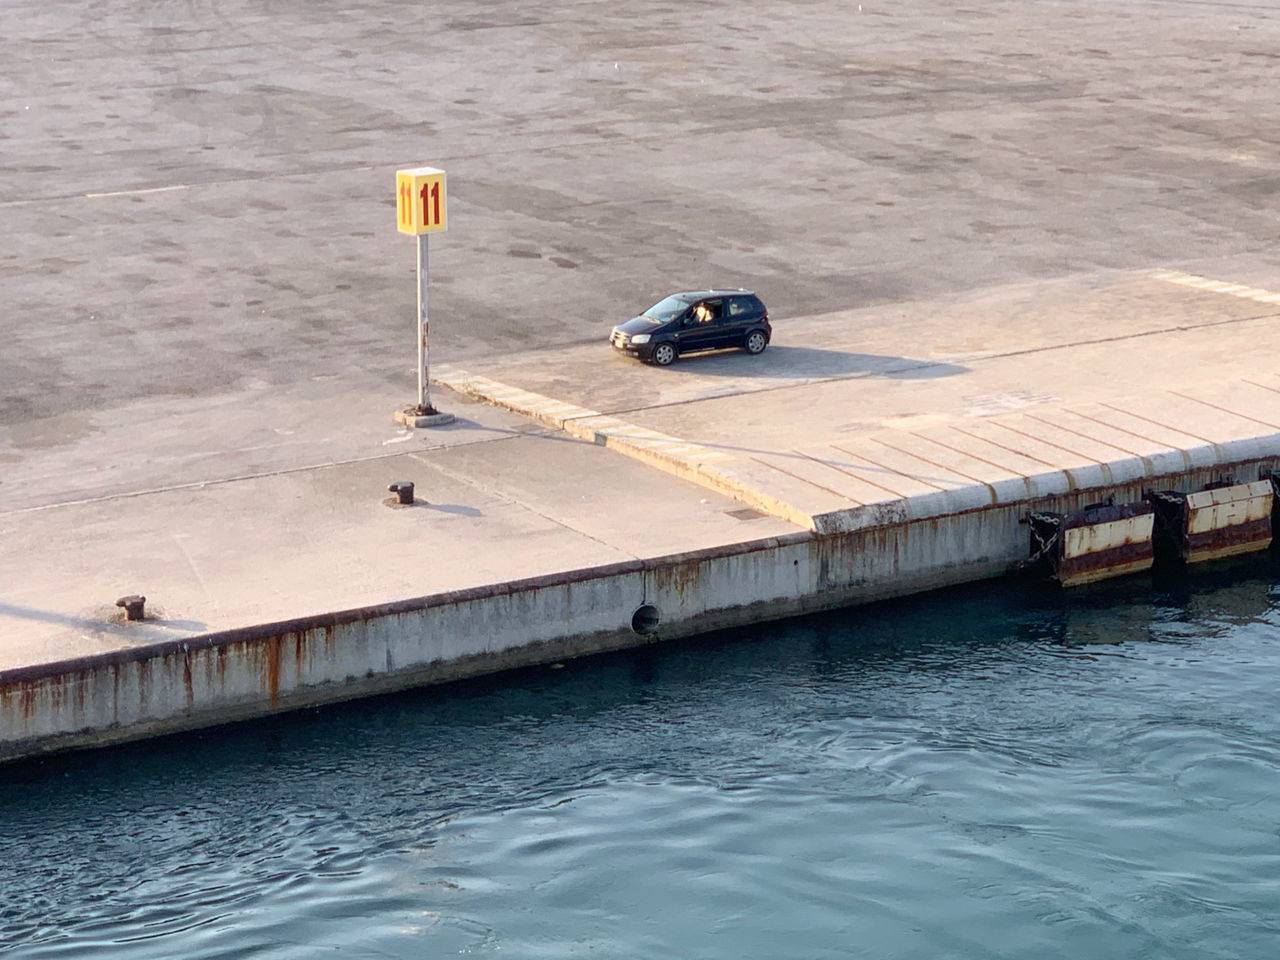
<box><xmin>630</xmin><ymin>333</ymin><xmax>650</xmax><ymax>344</ymax></box>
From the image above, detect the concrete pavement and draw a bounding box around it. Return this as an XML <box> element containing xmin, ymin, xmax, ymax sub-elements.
<box><xmin>4</xmin><ymin>263</ymin><xmax>1278</xmax><ymax>677</ymax></box>
<box><xmin>437</xmin><ymin>267</ymin><xmax>1280</xmax><ymax>530</ymax></box>
<box><xmin>8</xmin><ymin>0</ymin><xmax>1280</xmax><ymax>428</ymax></box>
<box><xmin>6</xmin><ymin>0</ymin><xmax>1280</xmax><ymax>755</ymax></box>
<box><xmin>0</xmin><ymin>387</ymin><xmax>798</xmax><ymax>673</ymax></box>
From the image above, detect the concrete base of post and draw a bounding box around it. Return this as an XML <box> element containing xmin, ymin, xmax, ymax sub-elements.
<box><xmin>394</xmin><ymin>407</ymin><xmax>456</xmax><ymax>428</ymax></box>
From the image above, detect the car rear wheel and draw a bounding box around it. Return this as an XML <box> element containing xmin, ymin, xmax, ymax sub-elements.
<box><xmin>652</xmin><ymin>342</ymin><xmax>677</xmax><ymax>366</ymax></box>
<box><xmin>744</xmin><ymin>330</ymin><xmax>768</xmax><ymax>355</ymax></box>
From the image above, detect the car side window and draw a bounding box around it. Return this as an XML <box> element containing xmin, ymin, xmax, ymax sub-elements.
<box><xmin>704</xmin><ymin>299</ymin><xmax>724</xmax><ymax>322</ymax></box>
<box><xmin>727</xmin><ymin>298</ymin><xmax>746</xmax><ymax>318</ymax></box>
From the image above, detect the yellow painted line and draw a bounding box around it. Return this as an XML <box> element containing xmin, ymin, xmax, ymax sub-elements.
<box><xmin>1153</xmin><ymin>270</ymin><xmax>1280</xmax><ymax>306</ymax></box>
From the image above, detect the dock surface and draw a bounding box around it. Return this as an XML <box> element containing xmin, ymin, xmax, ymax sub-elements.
<box><xmin>6</xmin><ymin>267</ymin><xmax>1280</xmax><ymax>674</ymax></box>
<box><xmin>4</xmin><ymin>0</ymin><xmax>1280</xmax><ymax>754</ymax></box>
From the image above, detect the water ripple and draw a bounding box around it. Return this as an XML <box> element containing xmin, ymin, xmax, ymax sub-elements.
<box><xmin>3</xmin><ymin>564</ymin><xmax>1280</xmax><ymax>958</ymax></box>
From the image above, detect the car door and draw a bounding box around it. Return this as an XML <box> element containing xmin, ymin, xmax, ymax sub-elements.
<box><xmin>721</xmin><ymin>296</ymin><xmax>756</xmax><ymax>345</ymax></box>
<box><xmin>672</xmin><ymin>301</ymin><xmax>721</xmax><ymax>353</ymax></box>
<box><xmin>700</xmin><ymin>298</ymin><xmax>737</xmax><ymax>348</ymax></box>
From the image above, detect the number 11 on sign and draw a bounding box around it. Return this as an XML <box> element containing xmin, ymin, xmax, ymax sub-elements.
<box><xmin>396</xmin><ymin>168</ymin><xmax>447</xmax><ymax>234</ymax></box>
<box><xmin>397</xmin><ymin>178</ymin><xmax>441</xmax><ymax>231</ymax></box>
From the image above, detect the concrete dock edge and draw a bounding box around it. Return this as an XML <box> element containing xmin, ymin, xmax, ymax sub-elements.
<box><xmin>5</xmin><ymin>453</ymin><xmax>1276</xmax><ymax>763</ymax></box>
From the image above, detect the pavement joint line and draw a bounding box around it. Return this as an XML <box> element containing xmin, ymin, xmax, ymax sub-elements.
<box><xmin>0</xmin><ymin>446</ymin><xmax>463</xmax><ymax>518</ymax></box>
<box><xmin>406</xmin><ymin>452</ymin><xmax>633</xmax><ymax>556</ymax></box>
<box><xmin>433</xmin><ymin>365</ymin><xmax>817</xmax><ymax>526</ymax></box>
<box><xmin>948</xmin><ymin>423</ymin><xmax>1061</xmax><ymax>468</ymax></box>
<box><xmin>1025</xmin><ymin>409</ymin><xmax>1156</xmax><ymax>455</ymax></box>
<box><xmin>445</xmin><ymin>290</ymin><xmax>1280</xmax><ymax>427</ymax></box>
<box><xmin>1244</xmin><ymin>378</ymin><xmax>1280</xmax><ymax>396</ymax></box>
<box><xmin>818</xmin><ymin>446</ymin><xmax>948</xmax><ymax>493</ymax></box>
<box><xmin>862</xmin><ymin>436</ymin><xmax>992</xmax><ymax>489</ymax></box>
<box><xmin>900</xmin><ymin>430</ymin><xmax>1030</xmax><ymax>480</ymax></box>
<box><xmin>1092</xmin><ymin>400</ymin><xmax>1215</xmax><ymax>445</ymax></box>
<box><xmin>1165</xmin><ymin>390</ymin><xmax>1280</xmax><ymax>430</ymax></box>
<box><xmin>830</xmin><ymin>440</ymin><xmax>964</xmax><ymax>493</ymax></box>
<box><xmin>431</xmin><ymin>357</ymin><xmax>1280</xmax><ymax>535</ymax></box>
<box><xmin>903</xmin><ymin>309</ymin><xmax>1280</xmax><ymax>372</ymax></box>
<box><xmin>1152</xmin><ymin>269</ymin><xmax>1280</xmax><ymax>305</ymax></box>
<box><xmin>754</xmin><ymin>453</ymin><xmax>875</xmax><ymax>506</ymax></box>
<box><xmin>979</xmin><ymin>417</ymin><xmax>1130</xmax><ymax>462</ymax></box>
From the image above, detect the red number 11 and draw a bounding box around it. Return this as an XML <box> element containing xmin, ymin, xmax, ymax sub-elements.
<box><xmin>419</xmin><ymin>181</ymin><xmax>441</xmax><ymax>226</ymax></box>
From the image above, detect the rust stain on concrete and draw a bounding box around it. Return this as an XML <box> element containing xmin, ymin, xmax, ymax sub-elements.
<box><xmin>655</xmin><ymin>559</ymin><xmax>704</xmax><ymax>601</ymax></box>
<box><xmin>262</xmin><ymin>634</ymin><xmax>283</xmax><ymax>707</ymax></box>
<box><xmin>182</xmin><ymin>650</ymin><xmax>194</xmax><ymax>709</ymax></box>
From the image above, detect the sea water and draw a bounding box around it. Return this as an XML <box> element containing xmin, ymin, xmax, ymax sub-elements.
<box><xmin>3</xmin><ymin>556</ymin><xmax>1279</xmax><ymax>959</ymax></box>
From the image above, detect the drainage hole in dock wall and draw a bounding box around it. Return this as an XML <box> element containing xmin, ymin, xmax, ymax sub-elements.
<box><xmin>631</xmin><ymin>604</ymin><xmax>661</xmax><ymax>635</ymax></box>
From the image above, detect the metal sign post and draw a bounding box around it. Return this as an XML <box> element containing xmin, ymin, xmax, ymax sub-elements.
<box><xmin>394</xmin><ymin>166</ymin><xmax>453</xmax><ymax>428</ymax></box>
<box><xmin>416</xmin><ymin>232</ymin><xmax>430</xmax><ymax>413</ymax></box>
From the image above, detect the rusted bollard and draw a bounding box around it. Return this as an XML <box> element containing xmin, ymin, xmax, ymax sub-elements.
<box><xmin>116</xmin><ymin>595</ymin><xmax>146</xmax><ymax>621</ymax></box>
<box><xmin>388</xmin><ymin>481</ymin><xmax>415</xmax><ymax>505</ymax></box>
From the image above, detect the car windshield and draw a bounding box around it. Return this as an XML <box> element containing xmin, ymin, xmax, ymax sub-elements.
<box><xmin>642</xmin><ymin>295</ymin><xmax>692</xmax><ymax>321</ymax></box>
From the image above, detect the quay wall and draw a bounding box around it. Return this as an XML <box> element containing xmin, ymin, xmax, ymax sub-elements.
<box><xmin>2</xmin><ymin>454</ymin><xmax>1277</xmax><ymax>763</ymax></box>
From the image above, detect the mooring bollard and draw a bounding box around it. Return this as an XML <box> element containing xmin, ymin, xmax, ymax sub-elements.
<box><xmin>388</xmin><ymin>481</ymin><xmax>415</xmax><ymax>505</ymax></box>
<box><xmin>116</xmin><ymin>595</ymin><xmax>146</xmax><ymax>621</ymax></box>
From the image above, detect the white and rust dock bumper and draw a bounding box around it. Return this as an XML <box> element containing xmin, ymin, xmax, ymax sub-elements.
<box><xmin>1151</xmin><ymin>479</ymin><xmax>1275</xmax><ymax>564</ymax></box>
<box><xmin>1030</xmin><ymin>502</ymin><xmax>1157</xmax><ymax>587</ymax></box>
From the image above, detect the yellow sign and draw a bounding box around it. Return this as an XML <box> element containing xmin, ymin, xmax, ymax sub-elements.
<box><xmin>396</xmin><ymin>167</ymin><xmax>447</xmax><ymax>234</ymax></box>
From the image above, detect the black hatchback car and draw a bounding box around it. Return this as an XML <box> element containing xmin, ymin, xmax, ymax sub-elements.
<box><xmin>609</xmin><ymin>290</ymin><xmax>770</xmax><ymax>365</ymax></box>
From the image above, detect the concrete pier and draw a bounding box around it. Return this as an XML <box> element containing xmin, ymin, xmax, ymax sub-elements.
<box><xmin>5</xmin><ymin>0</ymin><xmax>1280</xmax><ymax>760</ymax></box>
<box><xmin>4</xmin><ymin>270</ymin><xmax>1280</xmax><ymax>760</ymax></box>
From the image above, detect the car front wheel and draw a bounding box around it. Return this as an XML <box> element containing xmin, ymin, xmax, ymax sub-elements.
<box><xmin>652</xmin><ymin>342</ymin><xmax>677</xmax><ymax>366</ymax></box>
<box><xmin>744</xmin><ymin>330</ymin><xmax>768</xmax><ymax>355</ymax></box>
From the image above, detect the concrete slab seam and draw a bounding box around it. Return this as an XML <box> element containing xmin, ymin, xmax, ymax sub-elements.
<box><xmin>433</xmin><ymin>366</ymin><xmax>814</xmax><ymax>526</ymax></box>
<box><xmin>1165</xmin><ymin>390</ymin><xmax>1280</xmax><ymax>431</ymax></box>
